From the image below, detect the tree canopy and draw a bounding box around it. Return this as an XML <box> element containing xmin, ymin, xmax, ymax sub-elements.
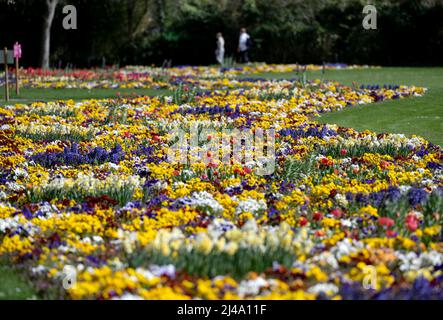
<box><xmin>0</xmin><ymin>0</ymin><xmax>441</xmax><ymax>67</ymax></box>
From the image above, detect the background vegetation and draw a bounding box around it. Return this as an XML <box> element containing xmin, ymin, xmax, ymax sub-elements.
<box><xmin>0</xmin><ymin>0</ymin><xmax>442</xmax><ymax>68</ymax></box>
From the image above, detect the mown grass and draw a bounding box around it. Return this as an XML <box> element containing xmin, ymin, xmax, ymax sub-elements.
<box><xmin>0</xmin><ymin>258</ymin><xmax>37</xmax><ymax>300</ymax></box>
<box><xmin>0</xmin><ymin>87</ymin><xmax>172</xmax><ymax>106</ymax></box>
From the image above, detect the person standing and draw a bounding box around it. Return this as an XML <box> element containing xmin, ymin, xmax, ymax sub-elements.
<box><xmin>238</xmin><ymin>28</ymin><xmax>250</xmax><ymax>63</ymax></box>
<box><xmin>215</xmin><ymin>32</ymin><xmax>225</xmax><ymax>65</ymax></box>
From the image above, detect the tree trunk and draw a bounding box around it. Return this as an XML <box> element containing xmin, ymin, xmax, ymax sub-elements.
<box><xmin>40</xmin><ymin>0</ymin><xmax>58</xmax><ymax>69</ymax></box>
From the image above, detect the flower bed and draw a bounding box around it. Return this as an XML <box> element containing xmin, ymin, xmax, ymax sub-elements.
<box><xmin>0</xmin><ymin>69</ymin><xmax>441</xmax><ymax>300</ymax></box>
<box><xmin>1</xmin><ymin>63</ymin><xmax>377</xmax><ymax>90</ymax></box>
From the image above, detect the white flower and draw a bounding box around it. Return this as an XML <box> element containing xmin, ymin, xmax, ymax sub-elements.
<box><xmin>150</xmin><ymin>264</ymin><xmax>176</xmax><ymax>278</ymax></box>
<box><xmin>237</xmin><ymin>277</ymin><xmax>268</xmax><ymax>297</ymax></box>
<box><xmin>0</xmin><ymin>217</ymin><xmax>19</xmax><ymax>233</ymax></box>
<box><xmin>340</xmin><ymin>219</ymin><xmax>353</xmax><ymax>228</ymax></box>
<box><xmin>31</xmin><ymin>265</ymin><xmax>47</xmax><ymax>274</ymax></box>
<box><xmin>13</xmin><ymin>168</ymin><xmax>29</xmax><ymax>179</ymax></box>
<box><xmin>308</xmin><ymin>251</ymin><xmax>338</xmax><ymax>269</ymax></box>
<box><xmin>307</xmin><ymin>283</ymin><xmax>339</xmax><ymax>295</ymax></box>
<box><xmin>92</xmin><ymin>236</ymin><xmax>103</xmax><ymax>243</ymax></box>
<box><xmin>135</xmin><ymin>268</ymin><xmax>155</xmax><ymax>280</ymax></box>
<box><xmin>335</xmin><ymin>193</ymin><xmax>348</xmax><ymax>207</ymax></box>
<box><xmin>398</xmin><ymin>251</ymin><xmax>443</xmax><ymax>271</ymax></box>
<box><xmin>187</xmin><ymin>191</ymin><xmax>224</xmax><ymax>214</ymax></box>
<box><xmin>112</xmin><ymin>293</ymin><xmax>143</xmax><ymax>300</ymax></box>
<box><xmin>332</xmin><ymin>238</ymin><xmax>364</xmax><ymax>259</ymax></box>
<box><xmin>6</xmin><ymin>182</ymin><xmax>25</xmax><ymax>192</ymax></box>
<box><xmin>207</xmin><ymin>219</ymin><xmax>235</xmax><ymax>239</ymax></box>
<box><xmin>235</xmin><ymin>198</ymin><xmax>267</xmax><ymax>216</ymax></box>
<box><xmin>398</xmin><ymin>185</ymin><xmax>411</xmax><ymax>193</ymax></box>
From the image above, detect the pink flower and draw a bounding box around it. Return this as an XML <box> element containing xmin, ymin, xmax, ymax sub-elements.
<box><xmin>331</xmin><ymin>208</ymin><xmax>342</xmax><ymax>218</ymax></box>
<box><xmin>405</xmin><ymin>214</ymin><xmax>419</xmax><ymax>232</ymax></box>
<box><xmin>379</xmin><ymin>217</ymin><xmax>395</xmax><ymax>228</ymax></box>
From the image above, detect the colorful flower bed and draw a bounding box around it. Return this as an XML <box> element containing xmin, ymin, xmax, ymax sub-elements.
<box><xmin>0</xmin><ymin>69</ymin><xmax>442</xmax><ymax>300</ymax></box>
<box><xmin>1</xmin><ymin>63</ymin><xmax>377</xmax><ymax>90</ymax></box>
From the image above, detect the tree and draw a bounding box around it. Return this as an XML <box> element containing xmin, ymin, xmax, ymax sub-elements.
<box><xmin>40</xmin><ymin>0</ymin><xmax>59</xmax><ymax>69</ymax></box>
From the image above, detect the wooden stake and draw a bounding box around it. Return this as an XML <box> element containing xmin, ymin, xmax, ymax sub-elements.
<box><xmin>4</xmin><ymin>47</ymin><xmax>9</xmax><ymax>102</ymax></box>
<box><xmin>15</xmin><ymin>56</ymin><xmax>19</xmax><ymax>95</ymax></box>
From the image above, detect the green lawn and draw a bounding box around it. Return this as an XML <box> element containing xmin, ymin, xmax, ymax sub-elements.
<box><xmin>0</xmin><ymin>259</ymin><xmax>37</xmax><ymax>300</ymax></box>
<box><xmin>243</xmin><ymin>67</ymin><xmax>443</xmax><ymax>146</ymax></box>
<box><xmin>0</xmin><ymin>87</ymin><xmax>171</xmax><ymax>106</ymax></box>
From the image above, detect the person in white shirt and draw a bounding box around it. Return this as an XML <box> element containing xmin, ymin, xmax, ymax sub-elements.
<box><xmin>238</xmin><ymin>28</ymin><xmax>250</xmax><ymax>63</ymax></box>
<box><xmin>215</xmin><ymin>32</ymin><xmax>225</xmax><ymax>65</ymax></box>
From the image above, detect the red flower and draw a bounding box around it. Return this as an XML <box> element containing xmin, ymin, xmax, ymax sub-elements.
<box><xmin>208</xmin><ymin>162</ymin><xmax>219</xmax><ymax>169</ymax></box>
<box><xmin>320</xmin><ymin>158</ymin><xmax>329</xmax><ymax>166</ymax></box>
<box><xmin>331</xmin><ymin>208</ymin><xmax>342</xmax><ymax>218</ymax></box>
<box><xmin>386</xmin><ymin>230</ymin><xmax>397</xmax><ymax>238</ymax></box>
<box><xmin>299</xmin><ymin>217</ymin><xmax>308</xmax><ymax>226</ymax></box>
<box><xmin>313</xmin><ymin>212</ymin><xmax>323</xmax><ymax>221</ymax></box>
<box><xmin>340</xmin><ymin>149</ymin><xmax>347</xmax><ymax>156</ymax></box>
<box><xmin>405</xmin><ymin>214</ymin><xmax>419</xmax><ymax>232</ymax></box>
<box><xmin>243</xmin><ymin>167</ymin><xmax>252</xmax><ymax>174</ymax></box>
<box><xmin>379</xmin><ymin>217</ymin><xmax>395</xmax><ymax>228</ymax></box>
<box><xmin>314</xmin><ymin>230</ymin><xmax>325</xmax><ymax>237</ymax></box>
<box><xmin>380</xmin><ymin>160</ymin><xmax>390</xmax><ymax>170</ymax></box>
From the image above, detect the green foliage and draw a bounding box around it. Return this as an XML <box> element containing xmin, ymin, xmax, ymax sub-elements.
<box><xmin>26</xmin><ymin>181</ymin><xmax>137</xmax><ymax>207</ymax></box>
<box><xmin>278</xmin><ymin>155</ymin><xmax>317</xmax><ymax>181</ymax></box>
<box><xmin>1</xmin><ymin>0</ymin><xmax>441</xmax><ymax>67</ymax></box>
<box><xmin>16</xmin><ymin>128</ymin><xmax>97</xmax><ymax>143</ymax></box>
<box><xmin>170</xmin><ymin>83</ymin><xmax>200</xmax><ymax>105</ymax></box>
<box><xmin>128</xmin><ymin>247</ymin><xmax>297</xmax><ymax>279</ymax></box>
<box><xmin>0</xmin><ymin>257</ymin><xmax>38</xmax><ymax>300</ymax></box>
<box><xmin>318</xmin><ymin>143</ymin><xmax>412</xmax><ymax>158</ymax></box>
